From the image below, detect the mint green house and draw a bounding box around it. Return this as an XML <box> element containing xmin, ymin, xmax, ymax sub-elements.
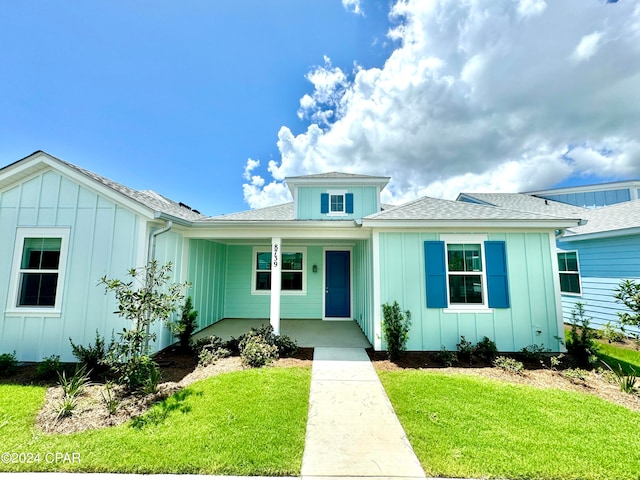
<box><xmin>0</xmin><ymin>151</ymin><xmax>581</xmax><ymax>361</ymax></box>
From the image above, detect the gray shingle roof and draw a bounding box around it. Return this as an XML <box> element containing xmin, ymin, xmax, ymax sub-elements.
<box><xmin>206</xmin><ymin>202</ymin><xmax>295</xmax><ymax>221</ymax></box>
<box><xmin>563</xmin><ymin>200</ymin><xmax>640</xmax><ymax>237</ymax></box>
<box><xmin>286</xmin><ymin>171</ymin><xmax>388</xmax><ymax>180</ymax></box>
<box><xmin>365</xmin><ymin>195</ymin><xmax>577</xmax><ymax>221</ymax></box>
<box><xmin>459</xmin><ymin>193</ymin><xmax>587</xmax><ymax>217</ymax></box>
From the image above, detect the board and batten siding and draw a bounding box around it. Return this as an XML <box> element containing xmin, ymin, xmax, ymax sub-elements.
<box><xmin>558</xmin><ymin>234</ymin><xmax>640</xmax><ymax>335</ymax></box>
<box><xmin>540</xmin><ymin>188</ymin><xmax>631</xmax><ymax>207</ymax></box>
<box><xmin>377</xmin><ymin>231</ymin><xmax>562</xmax><ymax>352</ymax></box>
<box><xmin>223</xmin><ymin>244</ymin><xmax>324</xmax><ymax>319</ymax></box>
<box><xmin>353</xmin><ymin>239</ymin><xmax>374</xmax><ymax>344</ymax></box>
<box><xmin>187</xmin><ymin>239</ymin><xmax>227</xmax><ymax>331</ymax></box>
<box><xmin>296</xmin><ymin>186</ymin><xmax>379</xmax><ymax>220</ymax></box>
<box><xmin>0</xmin><ymin>170</ymin><xmax>144</xmax><ymax>362</ymax></box>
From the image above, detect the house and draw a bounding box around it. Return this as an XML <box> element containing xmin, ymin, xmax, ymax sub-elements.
<box><xmin>0</xmin><ymin>151</ymin><xmax>581</xmax><ymax>362</ymax></box>
<box><xmin>459</xmin><ymin>186</ymin><xmax>640</xmax><ymax>335</ymax></box>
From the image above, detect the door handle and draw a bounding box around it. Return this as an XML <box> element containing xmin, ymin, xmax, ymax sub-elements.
<box><xmin>325</xmin><ymin>288</ymin><xmax>329</xmax><ymax>294</ymax></box>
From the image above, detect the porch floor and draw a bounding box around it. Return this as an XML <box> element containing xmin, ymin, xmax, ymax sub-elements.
<box><xmin>192</xmin><ymin>318</ymin><xmax>372</xmax><ymax>349</ymax></box>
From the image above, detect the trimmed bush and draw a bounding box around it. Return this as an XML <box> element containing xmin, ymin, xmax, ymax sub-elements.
<box><xmin>382</xmin><ymin>301</ymin><xmax>411</xmax><ymax>361</ymax></box>
<box><xmin>0</xmin><ymin>352</ymin><xmax>18</xmax><ymax>377</ymax></box>
<box><xmin>240</xmin><ymin>336</ymin><xmax>278</xmax><ymax>368</ymax></box>
<box><xmin>35</xmin><ymin>354</ymin><xmax>62</xmax><ymax>380</ymax></box>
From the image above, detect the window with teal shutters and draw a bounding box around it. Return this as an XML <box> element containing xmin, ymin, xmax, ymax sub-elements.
<box><xmin>485</xmin><ymin>241</ymin><xmax>510</xmax><ymax>308</ymax></box>
<box><xmin>321</xmin><ymin>193</ymin><xmax>329</xmax><ymax>214</ymax></box>
<box><xmin>424</xmin><ymin>239</ymin><xmax>510</xmax><ymax>308</ymax></box>
<box><xmin>424</xmin><ymin>241</ymin><xmax>448</xmax><ymax>308</ymax></box>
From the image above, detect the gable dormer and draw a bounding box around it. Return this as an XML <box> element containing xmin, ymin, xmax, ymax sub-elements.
<box><xmin>286</xmin><ymin>172</ymin><xmax>390</xmax><ymax>221</ymax></box>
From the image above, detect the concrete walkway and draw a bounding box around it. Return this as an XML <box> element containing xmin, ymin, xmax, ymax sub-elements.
<box><xmin>301</xmin><ymin>347</ymin><xmax>426</xmax><ymax>480</ymax></box>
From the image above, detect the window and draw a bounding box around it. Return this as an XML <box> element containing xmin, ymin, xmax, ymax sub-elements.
<box><xmin>447</xmin><ymin>243</ymin><xmax>484</xmax><ymax>305</ymax></box>
<box><xmin>252</xmin><ymin>247</ymin><xmax>306</xmax><ymax>294</ymax></box>
<box><xmin>424</xmin><ymin>237</ymin><xmax>509</xmax><ymax>309</ymax></box>
<box><xmin>8</xmin><ymin>227</ymin><xmax>69</xmax><ymax>313</ymax></box>
<box><xmin>557</xmin><ymin>251</ymin><xmax>581</xmax><ymax>295</ymax></box>
<box><xmin>330</xmin><ymin>194</ymin><xmax>344</xmax><ymax>213</ymax></box>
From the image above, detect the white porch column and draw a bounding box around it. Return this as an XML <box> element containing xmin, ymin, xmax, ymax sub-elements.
<box><xmin>270</xmin><ymin>237</ymin><xmax>282</xmax><ymax>335</ymax></box>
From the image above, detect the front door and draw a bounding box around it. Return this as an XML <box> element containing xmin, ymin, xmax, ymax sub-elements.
<box><xmin>325</xmin><ymin>250</ymin><xmax>351</xmax><ymax>318</ymax></box>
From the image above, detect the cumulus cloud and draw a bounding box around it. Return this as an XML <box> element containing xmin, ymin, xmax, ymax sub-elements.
<box><xmin>342</xmin><ymin>0</ymin><xmax>363</xmax><ymax>16</ymax></box>
<box><xmin>243</xmin><ymin>0</ymin><xmax>640</xmax><ymax>208</ymax></box>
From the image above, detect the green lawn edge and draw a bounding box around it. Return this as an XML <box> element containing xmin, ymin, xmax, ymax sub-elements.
<box><xmin>0</xmin><ymin>366</ymin><xmax>311</xmax><ymax>474</ymax></box>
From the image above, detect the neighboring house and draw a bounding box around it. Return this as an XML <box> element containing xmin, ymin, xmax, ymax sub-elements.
<box><xmin>1</xmin><ymin>151</ymin><xmax>581</xmax><ymax>362</ymax></box>
<box><xmin>459</xmin><ymin>187</ymin><xmax>640</xmax><ymax>335</ymax></box>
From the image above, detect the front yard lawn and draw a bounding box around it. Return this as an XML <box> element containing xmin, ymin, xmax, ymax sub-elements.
<box><xmin>0</xmin><ymin>367</ymin><xmax>310</xmax><ymax>474</ymax></box>
<box><xmin>596</xmin><ymin>340</ymin><xmax>640</xmax><ymax>374</ymax></box>
<box><xmin>380</xmin><ymin>370</ymin><xmax>640</xmax><ymax>480</ymax></box>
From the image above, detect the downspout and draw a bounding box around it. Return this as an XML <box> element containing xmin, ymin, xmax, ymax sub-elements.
<box><xmin>144</xmin><ymin>220</ymin><xmax>173</xmax><ymax>352</ymax></box>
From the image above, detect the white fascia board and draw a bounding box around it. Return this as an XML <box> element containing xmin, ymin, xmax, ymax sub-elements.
<box><xmin>559</xmin><ymin>226</ymin><xmax>640</xmax><ymax>242</ymax></box>
<box><xmin>362</xmin><ymin>219</ymin><xmax>581</xmax><ymax>229</ymax></box>
<box><xmin>286</xmin><ymin>176</ymin><xmax>390</xmax><ymax>190</ymax></box>
<box><xmin>184</xmin><ymin>223</ymin><xmax>372</xmax><ymax>240</ymax></box>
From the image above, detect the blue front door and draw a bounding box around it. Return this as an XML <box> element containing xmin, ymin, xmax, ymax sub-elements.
<box><xmin>325</xmin><ymin>250</ymin><xmax>350</xmax><ymax>318</ymax></box>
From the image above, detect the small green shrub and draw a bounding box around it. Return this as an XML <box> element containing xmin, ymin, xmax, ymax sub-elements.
<box><xmin>0</xmin><ymin>352</ymin><xmax>18</xmax><ymax>377</ymax></box>
<box><xmin>601</xmin><ymin>361</ymin><xmax>637</xmax><ymax>394</ymax></box>
<box><xmin>563</xmin><ymin>368</ymin><xmax>589</xmax><ymax>382</ymax></box>
<box><xmin>70</xmin><ymin>330</ymin><xmax>110</xmax><ymax>378</ymax></box>
<box><xmin>550</xmin><ymin>353</ymin><xmax>566</xmax><ymax>371</ymax></box>
<box><xmin>240</xmin><ymin>336</ymin><xmax>278</xmax><ymax>368</ymax></box>
<box><xmin>36</xmin><ymin>354</ymin><xmax>62</xmax><ymax>380</ymax></box>
<box><xmin>566</xmin><ymin>302</ymin><xmax>598</xmax><ymax>368</ymax></box>
<box><xmin>456</xmin><ymin>336</ymin><xmax>475</xmax><ymax>364</ymax></box>
<box><xmin>57</xmin><ymin>364</ymin><xmax>91</xmax><ymax>398</ymax></box>
<box><xmin>168</xmin><ymin>296</ymin><xmax>199</xmax><ymax>352</ymax></box>
<box><xmin>602</xmin><ymin>321</ymin><xmax>625</xmax><ymax>343</ymax></box>
<box><xmin>56</xmin><ymin>395</ymin><xmax>77</xmax><ymax>419</ymax></box>
<box><xmin>116</xmin><ymin>355</ymin><xmax>160</xmax><ymax>392</ymax></box>
<box><xmin>474</xmin><ymin>336</ymin><xmax>498</xmax><ymax>362</ymax></box>
<box><xmin>493</xmin><ymin>356</ymin><xmax>524</xmax><ymax>374</ymax></box>
<box><xmin>198</xmin><ymin>347</ymin><xmax>231</xmax><ymax>367</ymax></box>
<box><xmin>437</xmin><ymin>347</ymin><xmax>457</xmax><ymax>367</ymax></box>
<box><xmin>381</xmin><ymin>301</ymin><xmax>411</xmax><ymax>361</ymax></box>
<box><xmin>520</xmin><ymin>344</ymin><xmax>552</xmax><ymax>365</ymax></box>
<box><xmin>274</xmin><ymin>334</ymin><xmax>298</xmax><ymax>358</ymax></box>
<box><xmin>142</xmin><ymin>364</ymin><xmax>161</xmax><ymax>395</ymax></box>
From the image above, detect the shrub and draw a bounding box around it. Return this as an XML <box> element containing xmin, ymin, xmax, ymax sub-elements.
<box><xmin>563</xmin><ymin>368</ymin><xmax>589</xmax><ymax>382</ymax></box>
<box><xmin>198</xmin><ymin>347</ymin><xmax>231</xmax><ymax>367</ymax></box>
<box><xmin>56</xmin><ymin>395</ymin><xmax>77</xmax><ymax>419</ymax></box>
<box><xmin>437</xmin><ymin>347</ymin><xmax>457</xmax><ymax>367</ymax></box>
<box><xmin>70</xmin><ymin>330</ymin><xmax>110</xmax><ymax>378</ymax></box>
<box><xmin>520</xmin><ymin>344</ymin><xmax>551</xmax><ymax>364</ymax></box>
<box><xmin>274</xmin><ymin>334</ymin><xmax>298</xmax><ymax>358</ymax></box>
<box><xmin>566</xmin><ymin>302</ymin><xmax>598</xmax><ymax>368</ymax></box>
<box><xmin>381</xmin><ymin>301</ymin><xmax>411</xmax><ymax>361</ymax></box>
<box><xmin>493</xmin><ymin>356</ymin><xmax>524</xmax><ymax>374</ymax></box>
<box><xmin>456</xmin><ymin>336</ymin><xmax>475</xmax><ymax>365</ymax></box>
<box><xmin>168</xmin><ymin>296</ymin><xmax>199</xmax><ymax>352</ymax></box>
<box><xmin>474</xmin><ymin>336</ymin><xmax>498</xmax><ymax>363</ymax></box>
<box><xmin>240</xmin><ymin>336</ymin><xmax>278</xmax><ymax>368</ymax></box>
<box><xmin>602</xmin><ymin>321</ymin><xmax>625</xmax><ymax>343</ymax></box>
<box><xmin>0</xmin><ymin>352</ymin><xmax>18</xmax><ymax>377</ymax></box>
<box><xmin>601</xmin><ymin>361</ymin><xmax>637</xmax><ymax>394</ymax></box>
<box><xmin>36</xmin><ymin>354</ymin><xmax>62</xmax><ymax>380</ymax></box>
<box><xmin>101</xmin><ymin>381</ymin><xmax>120</xmax><ymax>416</ymax></box>
<box><xmin>115</xmin><ymin>355</ymin><xmax>161</xmax><ymax>392</ymax></box>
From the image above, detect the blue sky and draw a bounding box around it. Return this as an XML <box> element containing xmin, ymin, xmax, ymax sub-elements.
<box><xmin>2</xmin><ymin>1</ymin><xmax>639</xmax><ymax>216</ymax></box>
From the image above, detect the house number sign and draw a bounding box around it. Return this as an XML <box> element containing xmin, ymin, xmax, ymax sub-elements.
<box><xmin>272</xmin><ymin>244</ymin><xmax>279</xmax><ymax>268</ymax></box>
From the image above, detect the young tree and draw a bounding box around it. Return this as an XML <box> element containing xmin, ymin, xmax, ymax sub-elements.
<box><xmin>614</xmin><ymin>279</ymin><xmax>640</xmax><ymax>338</ymax></box>
<box><xmin>381</xmin><ymin>301</ymin><xmax>411</xmax><ymax>361</ymax></box>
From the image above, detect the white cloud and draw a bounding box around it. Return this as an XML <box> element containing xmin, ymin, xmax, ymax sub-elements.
<box><xmin>342</xmin><ymin>0</ymin><xmax>363</xmax><ymax>16</ymax></box>
<box><xmin>243</xmin><ymin>0</ymin><xmax>640</xmax><ymax>209</ymax></box>
<box><xmin>571</xmin><ymin>31</ymin><xmax>603</xmax><ymax>62</ymax></box>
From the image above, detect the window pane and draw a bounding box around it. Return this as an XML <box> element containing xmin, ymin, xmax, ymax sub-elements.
<box><xmin>282</xmin><ymin>252</ymin><xmax>303</xmax><ymax>270</ymax></box>
<box><xmin>565</xmin><ymin>252</ymin><xmax>578</xmax><ymax>272</ymax></box>
<box><xmin>449</xmin><ymin>275</ymin><xmax>483</xmax><ymax>304</ymax></box>
<box><xmin>256</xmin><ymin>252</ymin><xmax>271</xmax><ymax>270</ymax></box>
<box><xmin>330</xmin><ymin>194</ymin><xmax>344</xmax><ymax>212</ymax></box>
<box><xmin>282</xmin><ymin>272</ymin><xmax>303</xmax><ymax>290</ymax></box>
<box><xmin>256</xmin><ymin>272</ymin><xmax>271</xmax><ymax>290</ymax></box>
<box><xmin>18</xmin><ymin>273</ymin><xmax>58</xmax><ymax>306</ymax></box>
<box><xmin>557</xmin><ymin>253</ymin><xmax>567</xmax><ymax>271</ymax></box>
<box><xmin>560</xmin><ymin>273</ymin><xmax>581</xmax><ymax>294</ymax></box>
<box><xmin>21</xmin><ymin>238</ymin><xmax>61</xmax><ymax>269</ymax></box>
<box><xmin>448</xmin><ymin>244</ymin><xmax>481</xmax><ymax>272</ymax></box>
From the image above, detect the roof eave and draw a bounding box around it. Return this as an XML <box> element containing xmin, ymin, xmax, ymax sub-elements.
<box><xmin>362</xmin><ymin>219</ymin><xmax>581</xmax><ymax>229</ymax></box>
<box><xmin>560</xmin><ymin>226</ymin><xmax>640</xmax><ymax>242</ymax></box>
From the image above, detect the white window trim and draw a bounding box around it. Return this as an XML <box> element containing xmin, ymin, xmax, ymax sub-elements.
<box><xmin>440</xmin><ymin>234</ymin><xmax>492</xmax><ymax>312</ymax></box>
<box><xmin>251</xmin><ymin>246</ymin><xmax>307</xmax><ymax>295</ymax></box>
<box><xmin>557</xmin><ymin>249</ymin><xmax>582</xmax><ymax>296</ymax></box>
<box><xmin>6</xmin><ymin>227</ymin><xmax>70</xmax><ymax>317</ymax></box>
<box><xmin>327</xmin><ymin>190</ymin><xmax>347</xmax><ymax>217</ymax></box>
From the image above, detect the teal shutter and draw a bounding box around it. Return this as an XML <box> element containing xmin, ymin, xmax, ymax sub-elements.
<box><xmin>424</xmin><ymin>241</ymin><xmax>447</xmax><ymax>308</ymax></box>
<box><xmin>321</xmin><ymin>193</ymin><xmax>329</xmax><ymax>214</ymax></box>
<box><xmin>485</xmin><ymin>241</ymin><xmax>510</xmax><ymax>308</ymax></box>
<box><xmin>345</xmin><ymin>193</ymin><xmax>354</xmax><ymax>214</ymax></box>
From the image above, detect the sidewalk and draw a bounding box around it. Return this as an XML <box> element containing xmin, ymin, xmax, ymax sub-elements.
<box><xmin>301</xmin><ymin>347</ymin><xmax>426</xmax><ymax>480</ymax></box>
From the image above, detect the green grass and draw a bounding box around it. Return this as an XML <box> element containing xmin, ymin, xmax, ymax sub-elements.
<box><xmin>0</xmin><ymin>367</ymin><xmax>310</xmax><ymax>474</ymax></box>
<box><xmin>379</xmin><ymin>370</ymin><xmax>640</xmax><ymax>480</ymax></box>
<box><xmin>596</xmin><ymin>341</ymin><xmax>640</xmax><ymax>374</ymax></box>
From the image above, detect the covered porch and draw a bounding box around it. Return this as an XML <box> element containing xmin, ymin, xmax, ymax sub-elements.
<box><xmin>192</xmin><ymin>318</ymin><xmax>372</xmax><ymax>348</ymax></box>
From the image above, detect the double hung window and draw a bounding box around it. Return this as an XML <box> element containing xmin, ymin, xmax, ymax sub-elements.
<box><xmin>252</xmin><ymin>247</ymin><xmax>306</xmax><ymax>294</ymax></box>
<box><xmin>557</xmin><ymin>251</ymin><xmax>581</xmax><ymax>295</ymax></box>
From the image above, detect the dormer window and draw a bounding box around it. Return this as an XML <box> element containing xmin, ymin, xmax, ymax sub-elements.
<box><xmin>321</xmin><ymin>191</ymin><xmax>354</xmax><ymax>216</ymax></box>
